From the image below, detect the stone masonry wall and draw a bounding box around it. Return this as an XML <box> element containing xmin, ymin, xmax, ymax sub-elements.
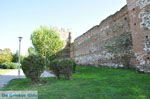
<box><xmin>54</xmin><ymin>27</ymin><xmax>72</xmax><ymax>59</ymax></box>
<box><xmin>71</xmin><ymin>5</ymin><xmax>132</xmax><ymax>68</ymax></box>
<box><xmin>127</xmin><ymin>0</ymin><xmax>150</xmax><ymax>72</ymax></box>
<box><xmin>127</xmin><ymin>0</ymin><xmax>150</xmax><ymax>64</ymax></box>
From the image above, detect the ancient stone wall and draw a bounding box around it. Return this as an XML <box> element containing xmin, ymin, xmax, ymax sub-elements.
<box><xmin>71</xmin><ymin>5</ymin><xmax>133</xmax><ymax>68</ymax></box>
<box><xmin>54</xmin><ymin>27</ymin><xmax>72</xmax><ymax>59</ymax></box>
<box><xmin>127</xmin><ymin>0</ymin><xmax>150</xmax><ymax>72</ymax></box>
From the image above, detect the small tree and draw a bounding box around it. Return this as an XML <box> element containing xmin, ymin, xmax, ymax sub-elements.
<box><xmin>31</xmin><ymin>26</ymin><xmax>64</xmax><ymax>64</ymax></box>
<box><xmin>105</xmin><ymin>32</ymin><xmax>134</xmax><ymax>68</ymax></box>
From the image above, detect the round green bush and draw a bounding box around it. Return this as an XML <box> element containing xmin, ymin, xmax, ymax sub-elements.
<box><xmin>0</xmin><ymin>62</ymin><xmax>18</xmax><ymax>69</ymax></box>
<box><xmin>49</xmin><ymin>59</ymin><xmax>76</xmax><ymax>80</ymax></box>
<box><xmin>22</xmin><ymin>55</ymin><xmax>45</xmax><ymax>84</ymax></box>
<box><xmin>59</xmin><ymin>60</ymin><xmax>74</xmax><ymax>80</ymax></box>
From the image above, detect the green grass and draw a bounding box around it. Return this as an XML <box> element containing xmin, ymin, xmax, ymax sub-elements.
<box><xmin>0</xmin><ymin>69</ymin><xmax>11</xmax><ymax>75</ymax></box>
<box><xmin>1</xmin><ymin>66</ymin><xmax>150</xmax><ymax>99</ymax></box>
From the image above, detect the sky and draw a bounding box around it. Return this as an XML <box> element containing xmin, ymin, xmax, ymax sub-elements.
<box><xmin>0</xmin><ymin>0</ymin><xmax>127</xmax><ymax>55</ymax></box>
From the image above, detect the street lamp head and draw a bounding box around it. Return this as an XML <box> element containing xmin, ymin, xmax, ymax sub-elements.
<box><xmin>18</xmin><ymin>37</ymin><xmax>23</xmax><ymax>41</ymax></box>
<box><xmin>18</xmin><ymin>37</ymin><xmax>23</xmax><ymax>39</ymax></box>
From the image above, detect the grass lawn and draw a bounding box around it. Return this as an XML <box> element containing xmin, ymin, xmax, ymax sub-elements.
<box><xmin>1</xmin><ymin>66</ymin><xmax>150</xmax><ymax>99</ymax></box>
<box><xmin>0</xmin><ymin>69</ymin><xmax>11</xmax><ymax>75</ymax></box>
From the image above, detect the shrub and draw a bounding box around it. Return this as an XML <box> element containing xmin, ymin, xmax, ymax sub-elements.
<box><xmin>49</xmin><ymin>59</ymin><xmax>76</xmax><ymax>80</ymax></box>
<box><xmin>22</xmin><ymin>55</ymin><xmax>45</xmax><ymax>84</ymax></box>
<box><xmin>59</xmin><ymin>60</ymin><xmax>74</xmax><ymax>80</ymax></box>
<box><xmin>49</xmin><ymin>60</ymin><xmax>60</xmax><ymax>79</ymax></box>
<box><xmin>0</xmin><ymin>62</ymin><xmax>18</xmax><ymax>69</ymax></box>
<box><xmin>72</xmin><ymin>60</ymin><xmax>77</xmax><ymax>73</ymax></box>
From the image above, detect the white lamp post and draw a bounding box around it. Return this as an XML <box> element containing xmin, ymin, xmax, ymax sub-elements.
<box><xmin>18</xmin><ymin>37</ymin><xmax>23</xmax><ymax>79</ymax></box>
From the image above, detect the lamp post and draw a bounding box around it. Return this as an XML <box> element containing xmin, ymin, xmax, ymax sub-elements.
<box><xmin>18</xmin><ymin>37</ymin><xmax>23</xmax><ymax>79</ymax></box>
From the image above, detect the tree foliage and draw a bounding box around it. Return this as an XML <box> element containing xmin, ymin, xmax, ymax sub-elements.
<box><xmin>12</xmin><ymin>51</ymin><xmax>18</xmax><ymax>63</ymax></box>
<box><xmin>28</xmin><ymin>47</ymin><xmax>36</xmax><ymax>56</ymax></box>
<box><xmin>0</xmin><ymin>48</ymin><xmax>13</xmax><ymax>64</ymax></box>
<box><xmin>31</xmin><ymin>26</ymin><xmax>64</xmax><ymax>61</ymax></box>
<box><xmin>12</xmin><ymin>51</ymin><xmax>25</xmax><ymax>64</ymax></box>
<box><xmin>0</xmin><ymin>62</ymin><xmax>18</xmax><ymax>69</ymax></box>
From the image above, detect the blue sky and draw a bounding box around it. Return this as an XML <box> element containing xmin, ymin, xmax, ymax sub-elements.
<box><xmin>0</xmin><ymin>0</ymin><xmax>126</xmax><ymax>55</ymax></box>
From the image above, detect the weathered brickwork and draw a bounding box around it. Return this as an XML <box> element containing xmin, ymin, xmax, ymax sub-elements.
<box><xmin>71</xmin><ymin>6</ymin><xmax>132</xmax><ymax>68</ymax></box>
<box><xmin>127</xmin><ymin>0</ymin><xmax>150</xmax><ymax>72</ymax></box>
